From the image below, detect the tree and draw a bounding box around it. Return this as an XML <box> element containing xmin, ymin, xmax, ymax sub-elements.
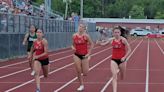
<box><xmin>154</xmin><ymin>0</ymin><xmax>164</xmax><ymax>19</ymax></box>
<box><xmin>105</xmin><ymin>0</ymin><xmax>133</xmax><ymax>18</ymax></box>
<box><xmin>68</xmin><ymin>0</ymin><xmax>80</xmax><ymax>15</ymax></box>
<box><xmin>51</xmin><ymin>0</ymin><xmax>65</xmax><ymax>15</ymax></box>
<box><xmin>33</xmin><ymin>0</ymin><xmax>164</xmax><ymax>19</ymax></box>
<box><xmin>83</xmin><ymin>0</ymin><xmax>102</xmax><ymax>17</ymax></box>
<box><xmin>155</xmin><ymin>11</ymin><xmax>164</xmax><ymax>19</ymax></box>
<box><xmin>142</xmin><ymin>0</ymin><xmax>157</xmax><ymax>19</ymax></box>
<box><xmin>129</xmin><ymin>5</ymin><xmax>145</xmax><ymax>19</ymax></box>
<box><xmin>33</xmin><ymin>0</ymin><xmax>43</xmax><ymax>4</ymax></box>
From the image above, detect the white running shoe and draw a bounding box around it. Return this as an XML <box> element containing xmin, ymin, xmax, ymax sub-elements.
<box><xmin>77</xmin><ymin>85</ymin><xmax>84</xmax><ymax>91</ymax></box>
<box><xmin>31</xmin><ymin>70</ymin><xmax>35</xmax><ymax>76</ymax></box>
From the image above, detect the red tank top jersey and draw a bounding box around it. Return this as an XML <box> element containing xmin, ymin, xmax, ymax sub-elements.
<box><xmin>111</xmin><ymin>39</ymin><xmax>126</xmax><ymax>59</ymax></box>
<box><xmin>33</xmin><ymin>40</ymin><xmax>48</xmax><ymax>60</ymax></box>
<box><xmin>73</xmin><ymin>34</ymin><xmax>88</xmax><ymax>55</ymax></box>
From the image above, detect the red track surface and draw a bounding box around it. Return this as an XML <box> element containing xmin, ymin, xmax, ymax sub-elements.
<box><xmin>0</xmin><ymin>37</ymin><xmax>163</xmax><ymax>92</ymax></box>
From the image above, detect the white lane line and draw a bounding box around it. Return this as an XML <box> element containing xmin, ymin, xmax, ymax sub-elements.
<box><xmin>145</xmin><ymin>39</ymin><xmax>150</xmax><ymax>92</ymax></box>
<box><xmin>0</xmin><ymin>49</ymin><xmax>72</xmax><ymax>68</ymax></box>
<box><xmin>4</xmin><ymin>42</ymin><xmax>114</xmax><ymax>92</ymax></box>
<box><xmin>54</xmin><ymin>55</ymin><xmax>112</xmax><ymax>92</ymax></box>
<box><xmin>155</xmin><ymin>39</ymin><xmax>164</xmax><ymax>55</ymax></box>
<box><xmin>0</xmin><ymin>81</ymin><xmax>107</xmax><ymax>84</ymax></box>
<box><xmin>1</xmin><ymin>39</ymin><xmax>134</xmax><ymax>69</ymax></box>
<box><xmin>4</xmin><ymin>63</ymin><xmax>74</xmax><ymax>92</ymax></box>
<box><xmin>0</xmin><ymin>55</ymin><xmax>72</xmax><ymax>79</ymax></box>
<box><xmin>0</xmin><ymin>46</ymin><xmax>103</xmax><ymax>79</ymax></box>
<box><xmin>54</xmin><ymin>39</ymin><xmax>139</xmax><ymax>92</ymax></box>
<box><xmin>2</xmin><ymin>81</ymin><xmax>164</xmax><ymax>85</ymax></box>
<box><xmin>0</xmin><ymin>68</ymin><xmax>30</xmax><ymax>79</ymax></box>
<box><xmin>0</xmin><ymin>46</ymin><xmax>101</xmax><ymax>69</ymax></box>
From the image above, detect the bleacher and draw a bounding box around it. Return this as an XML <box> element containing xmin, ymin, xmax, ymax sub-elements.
<box><xmin>0</xmin><ymin>0</ymin><xmax>63</xmax><ymax>19</ymax></box>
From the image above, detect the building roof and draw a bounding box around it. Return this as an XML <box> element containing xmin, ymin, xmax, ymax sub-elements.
<box><xmin>83</xmin><ymin>18</ymin><xmax>164</xmax><ymax>24</ymax></box>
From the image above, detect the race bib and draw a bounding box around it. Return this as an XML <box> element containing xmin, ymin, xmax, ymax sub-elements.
<box><xmin>29</xmin><ymin>37</ymin><xmax>36</xmax><ymax>41</ymax></box>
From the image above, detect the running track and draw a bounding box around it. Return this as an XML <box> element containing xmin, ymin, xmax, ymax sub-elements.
<box><xmin>0</xmin><ymin>37</ymin><xmax>164</xmax><ymax>92</ymax></box>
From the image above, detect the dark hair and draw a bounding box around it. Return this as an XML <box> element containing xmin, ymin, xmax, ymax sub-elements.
<box><xmin>35</xmin><ymin>28</ymin><xmax>38</xmax><ymax>32</ymax></box>
<box><xmin>113</xmin><ymin>26</ymin><xmax>128</xmax><ymax>39</ymax></box>
<box><xmin>36</xmin><ymin>29</ymin><xmax>44</xmax><ymax>34</ymax></box>
<box><xmin>29</xmin><ymin>25</ymin><xmax>37</xmax><ymax>32</ymax></box>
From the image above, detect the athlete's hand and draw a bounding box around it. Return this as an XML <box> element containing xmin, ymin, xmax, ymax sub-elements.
<box><xmin>96</xmin><ymin>40</ymin><xmax>100</xmax><ymax>44</ymax></box>
<box><xmin>27</xmin><ymin>55</ymin><xmax>32</xmax><ymax>61</ymax></box>
<box><xmin>71</xmin><ymin>46</ymin><xmax>76</xmax><ymax>51</ymax></box>
<box><xmin>33</xmin><ymin>55</ymin><xmax>39</xmax><ymax>60</ymax></box>
<box><xmin>22</xmin><ymin>42</ymin><xmax>26</xmax><ymax>45</ymax></box>
<box><xmin>27</xmin><ymin>55</ymin><xmax>30</xmax><ymax>59</ymax></box>
<box><xmin>121</xmin><ymin>57</ymin><xmax>126</xmax><ymax>62</ymax></box>
<box><xmin>85</xmin><ymin>52</ymin><xmax>91</xmax><ymax>58</ymax></box>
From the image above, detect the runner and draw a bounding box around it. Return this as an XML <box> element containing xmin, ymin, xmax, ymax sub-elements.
<box><xmin>72</xmin><ymin>23</ymin><xmax>94</xmax><ymax>91</ymax></box>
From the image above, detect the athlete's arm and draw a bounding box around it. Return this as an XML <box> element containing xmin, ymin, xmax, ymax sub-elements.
<box><xmin>121</xmin><ymin>37</ymin><xmax>131</xmax><ymax>62</ymax></box>
<box><xmin>86</xmin><ymin>34</ymin><xmax>94</xmax><ymax>56</ymax></box>
<box><xmin>71</xmin><ymin>34</ymin><xmax>76</xmax><ymax>51</ymax></box>
<box><xmin>28</xmin><ymin>42</ymin><xmax>34</xmax><ymax>60</ymax></box>
<box><xmin>22</xmin><ymin>33</ymin><xmax>29</xmax><ymax>45</ymax></box>
<box><xmin>97</xmin><ymin>37</ymin><xmax>113</xmax><ymax>45</ymax></box>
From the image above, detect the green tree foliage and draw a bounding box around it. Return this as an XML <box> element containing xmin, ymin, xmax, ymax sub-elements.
<box><xmin>34</xmin><ymin>0</ymin><xmax>164</xmax><ymax>19</ymax></box>
<box><xmin>51</xmin><ymin>0</ymin><xmax>65</xmax><ymax>14</ymax></box>
<box><xmin>155</xmin><ymin>11</ymin><xmax>164</xmax><ymax>19</ymax></box>
<box><xmin>83</xmin><ymin>0</ymin><xmax>102</xmax><ymax>17</ymax></box>
<box><xmin>129</xmin><ymin>5</ymin><xmax>145</xmax><ymax>19</ymax></box>
<box><xmin>33</xmin><ymin>0</ymin><xmax>43</xmax><ymax>4</ymax></box>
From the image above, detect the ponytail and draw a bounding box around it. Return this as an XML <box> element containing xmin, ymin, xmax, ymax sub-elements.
<box><xmin>114</xmin><ymin>26</ymin><xmax>128</xmax><ymax>39</ymax></box>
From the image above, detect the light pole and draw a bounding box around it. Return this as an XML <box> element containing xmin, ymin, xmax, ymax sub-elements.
<box><xmin>63</xmin><ymin>0</ymin><xmax>72</xmax><ymax>19</ymax></box>
<box><xmin>45</xmin><ymin>0</ymin><xmax>51</xmax><ymax>18</ymax></box>
<box><xmin>80</xmin><ymin>0</ymin><xmax>83</xmax><ymax>18</ymax></box>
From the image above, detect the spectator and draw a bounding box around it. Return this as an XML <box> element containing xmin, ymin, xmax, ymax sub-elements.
<box><xmin>72</xmin><ymin>12</ymin><xmax>80</xmax><ymax>32</ymax></box>
<box><xmin>0</xmin><ymin>14</ymin><xmax>7</xmax><ymax>32</ymax></box>
<box><xmin>40</xmin><ymin>3</ymin><xmax>45</xmax><ymax>12</ymax></box>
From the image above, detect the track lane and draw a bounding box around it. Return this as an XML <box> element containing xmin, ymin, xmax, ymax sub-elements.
<box><xmin>148</xmin><ymin>39</ymin><xmax>164</xmax><ymax>92</ymax></box>
<box><xmin>103</xmin><ymin>38</ymin><xmax>148</xmax><ymax>92</ymax></box>
<box><xmin>52</xmin><ymin>39</ymin><xmax>140</xmax><ymax>92</ymax></box>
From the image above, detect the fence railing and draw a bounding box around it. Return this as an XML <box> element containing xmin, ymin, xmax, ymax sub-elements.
<box><xmin>0</xmin><ymin>13</ymin><xmax>98</xmax><ymax>60</ymax></box>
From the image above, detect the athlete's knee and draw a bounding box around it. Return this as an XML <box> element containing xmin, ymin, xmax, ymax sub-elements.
<box><xmin>44</xmin><ymin>73</ymin><xmax>48</xmax><ymax>78</ymax></box>
<box><xmin>112</xmin><ymin>73</ymin><xmax>118</xmax><ymax>79</ymax></box>
<box><xmin>83</xmin><ymin>72</ymin><xmax>88</xmax><ymax>76</ymax></box>
<box><xmin>34</xmin><ymin>70</ymin><xmax>40</xmax><ymax>76</ymax></box>
<box><xmin>77</xmin><ymin>71</ymin><xmax>82</xmax><ymax>75</ymax></box>
<box><xmin>82</xmin><ymin>69</ymin><xmax>88</xmax><ymax>76</ymax></box>
<box><xmin>35</xmin><ymin>74</ymin><xmax>39</xmax><ymax>78</ymax></box>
